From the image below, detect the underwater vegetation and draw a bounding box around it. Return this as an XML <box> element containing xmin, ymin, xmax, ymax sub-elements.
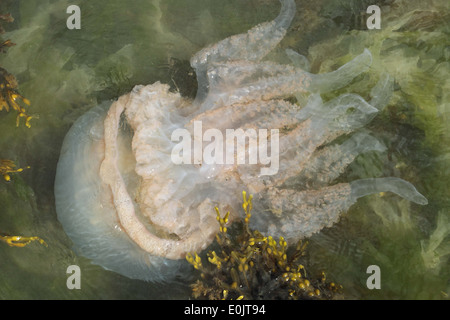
<box><xmin>0</xmin><ymin>233</ymin><xmax>46</xmax><ymax>247</ymax></box>
<box><xmin>0</xmin><ymin>66</ymin><xmax>32</xmax><ymax>128</ymax></box>
<box><xmin>361</xmin><ymin>199</ymin><xmax>449</xmax><ymax>299</ymax></box>
<box><xmin>0</xmin><ymin>13</ymin><xmax>14</xmax><ymax>36</ymax></box>
<box><xmin>0</xmin><ymin>158</ymin><xmax>29</xmax><ymax>182</ymax></box>
<box><xmin>290</xmin><ymin>0</ymin><xmax>449</xmax><ymax>298</ymax></box>
<box><xmin>187</xmin><ymin>191</ymin><xmax>343</xmax><ymax>300</ymax></box>
<box><xmin>0</xmin><ymin>14</ymin><xmax>32</xmax><ymax>129</ymax></box>
<box><xmin>0</xmin><ymin>12</ymin><xmax>29</xmax><ymax>180</ymax></box>
<box><xmin>0</xmin><ymin>11</ymin><xmax>45</xmax><ymax>249</ymax></box>
<box><xmin>0</xmin><ymin>11</ymin><xmax>31</xmax><ymax>182</ymax></box>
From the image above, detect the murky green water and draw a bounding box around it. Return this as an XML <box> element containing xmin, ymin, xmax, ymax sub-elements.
<box><xmin>0</xmin><ymin>0</ymin><xmax>448</xmax><ymax>299</ymax></box>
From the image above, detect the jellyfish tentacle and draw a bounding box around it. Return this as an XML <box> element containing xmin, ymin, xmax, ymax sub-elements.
<box><xmin>191</xmin><ymin>0</ymin><xmax>295</xmax><ymax>70</ymax></box>
<box><xmin>274</xmin><ymin>0</ymin><xmax>296</xmax><ymax>30</ymax></box>
<box><xmin>250</xmin><ymin>183</ymin><xmax>355</xmax><ymax>242</ymax></box>
<box><xmin>285</xmin><ymin>131</ymin><xmax>386</xmax><ymax>190</ymax></box>
<box><xmin>238</xmin><ymin>93</ymin><xmax>379</xmax><ymax>193</ymax></box>
<box><xmin>350</xmin><ymin>177</ymin><xmax>428</xmax><ymax>205</ymax></box>
<box><xmin>206</xmin><ymin>61</ymin><xmax>296</xmax><ymax>95</ymax></box>
<box><xmin>308</xmin><ymin>49</ymin><xmax>373</xmax><ymax>93</ymax></box>
<box><xmin>277</xmin><ymin>95</ymin><xmax>378</xmax><ymax>173</ymax></box>
<box><xmin>369</xmin><ymin>73</ymin><xmax>394</xmax><ymax>110</ymax></box>
<box><xmin>250</xmin><ymin>176</ymin><xmax>428</xmax><ymax>243</ymax></box>
<box><xmin>294</xmin><ymin>72</ymin><xmax>392</xmax><ymax>128</ymax></box>
<box><xmin>199</xmin><ymin>50</ymin><xmax>374</xmax><ymax>113</ymax></box>
<box><xmin>192</xmin><ymin>0</ymin><xmax>296</xmax><ymax>103</ymax></box>
<box><xmin>309</xmin><ymin>93</ymin><xmax>379</xmax><ymax>134</ymax></box>
<box><xmin>205</xmin><ymin>49</ymin><xmax>310</xmax><ymax>95</ymax></box>
<box><xmin>286</xmin><ymin>48</ymin><xmax>311</xmax><ymax>71</ymax></box>
<box><xmin>199</xmin><ymin>62</ymin><xmax>311</xmax><ymax>112</ymax></box>
<box><xmin>193</xmin><ymin>97</ymin><xmax>300</xmax><ymax>132</ymax></box>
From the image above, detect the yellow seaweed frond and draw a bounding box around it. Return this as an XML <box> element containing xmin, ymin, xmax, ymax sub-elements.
<box><xmin>0</xmin><ymin>67</ymin><xmax>33</xmax><ymax>128</ymax></box>
<box><xmin>0</xmin><ymin>39</ymin><xmax>15</xmax><ymax>52</ymax></box>
<box><xmin>188</xmin><ymin>191</ymin><xmax>343</xmax><ymax>300</ymax></box>
<box><xmin>0</xmin><ymin>159</ymin><xmax>30</xmax><ymax>181</ymax></box>
<box><xmin>186</xmin><ymin>252</ymin><xmax>203</xmax><ymax>271</ymax></box>
<box><xmin>207</xmin><ymin>251</ymin><xmax>223</xmax><ymax>270</ymax></box>
<box><xmin>0</xmin><ymin>235</ymin><xmax>47</xmax><ymax>248</ymax></box>
<box><xmin>0</xmin><ymin>12</ymin><xmax>44</xmax><ymax>254</ymax></box>
<box><xmin>215</xmin><ymin>206</ymin><xmax>230</xmax><ymax>234</ymax></box>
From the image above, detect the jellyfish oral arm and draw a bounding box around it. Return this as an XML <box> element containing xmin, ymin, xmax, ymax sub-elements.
<box><xmin>100</xmin><ymin>90</ymin><xmax>219</xmax><ymax>260</ymax></box>
<box><xmin>99</xmin><ymin>95</ymin><xmax>185</xmax><ymax>258</ymax></box>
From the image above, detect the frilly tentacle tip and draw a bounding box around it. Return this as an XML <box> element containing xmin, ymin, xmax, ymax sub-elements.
<box><xmin>362</xmin><ymin>48</ymin><xmax>373</xmax><ymax>62</ymax></box>
<box><xmin>414</xmin><ymin>194</ymin><xmax>428</xmax><ymax>206</ymax></box>
<box><xmin>349</xmin><ymin>177</ymin><xmax>428</xmax><ymax>205</ymax></box>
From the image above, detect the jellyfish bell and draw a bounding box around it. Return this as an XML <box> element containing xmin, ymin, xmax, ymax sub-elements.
<box><xmin>54</xmin><ymin>102</ymin><xmax>192</xmax><ymax>282</ymax></box>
